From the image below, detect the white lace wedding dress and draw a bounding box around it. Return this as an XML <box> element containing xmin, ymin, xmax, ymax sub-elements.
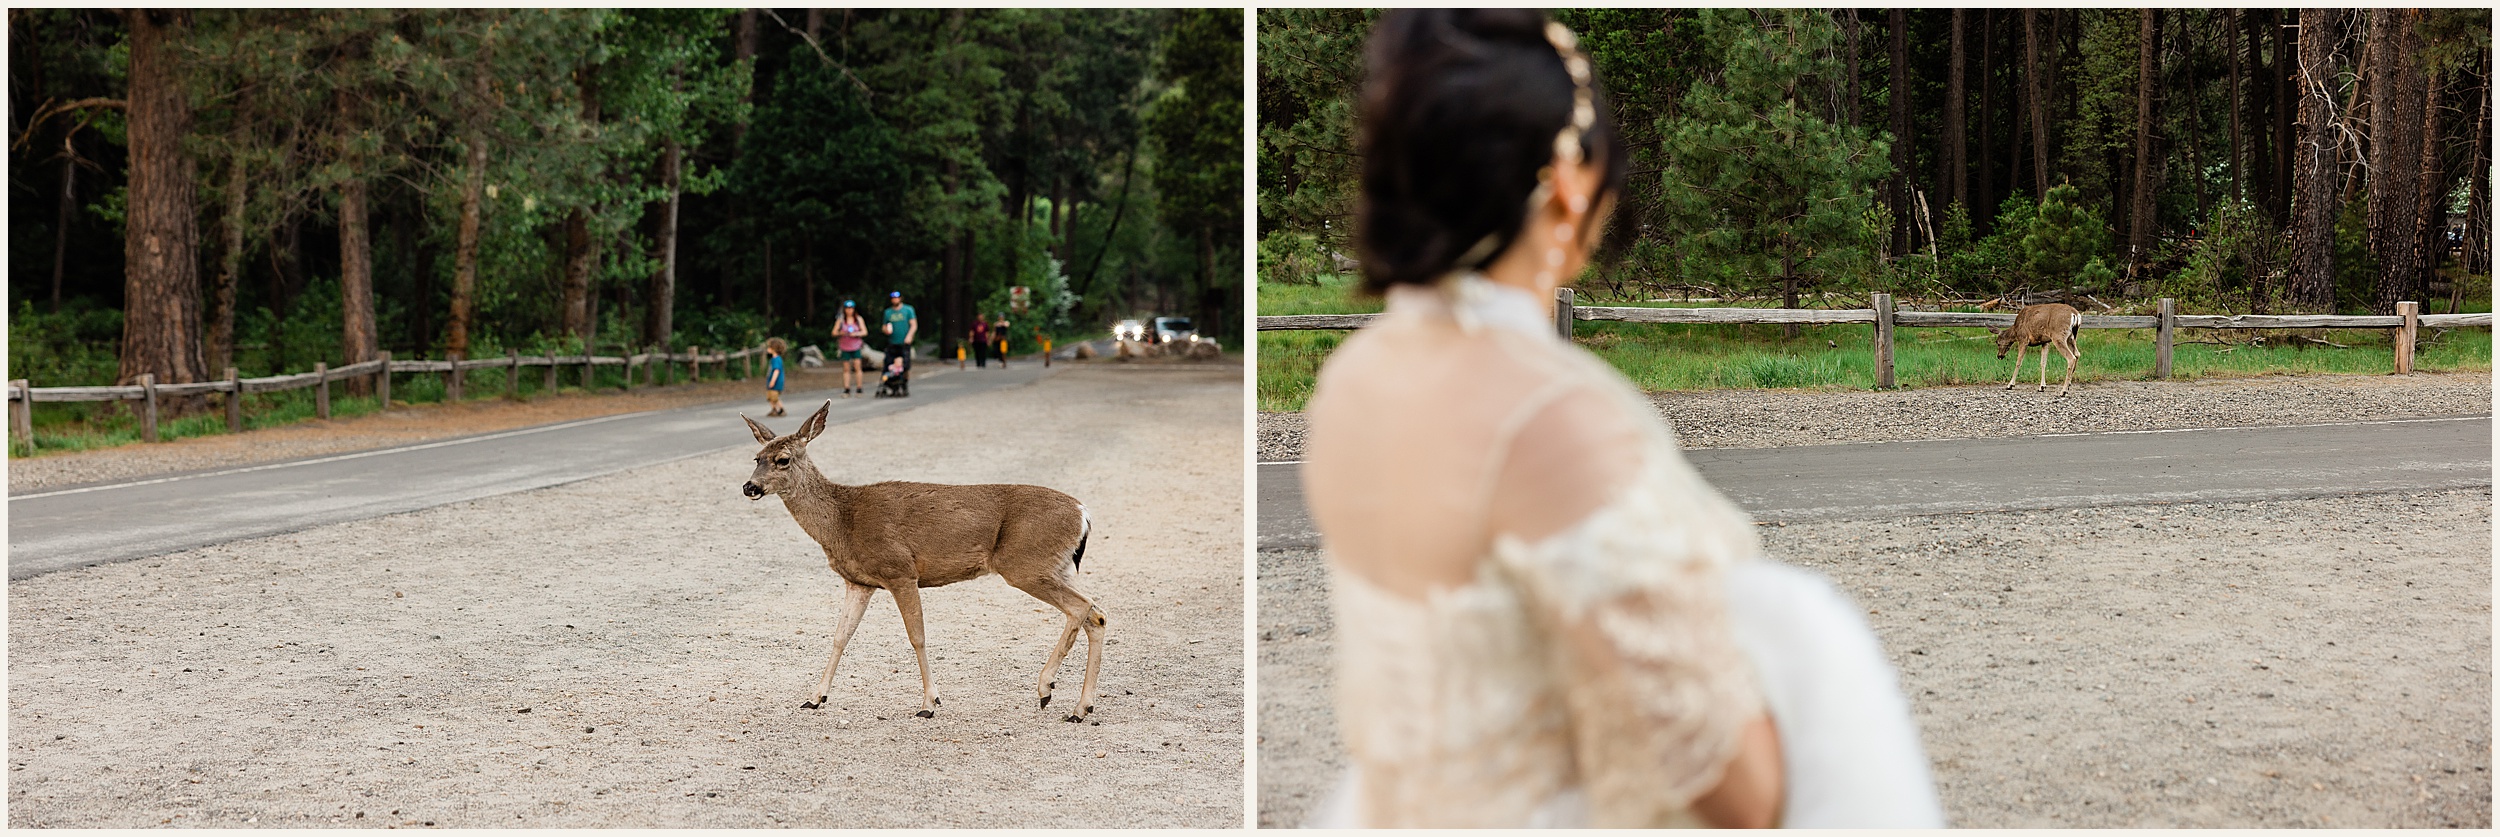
<box><xmin>1298</xmin><ymin>276</ymin><xmax>1944</xmax><ymax>828</ymax></box>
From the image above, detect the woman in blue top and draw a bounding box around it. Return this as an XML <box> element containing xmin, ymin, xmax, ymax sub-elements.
<box><xmin>763</xmin><ymin>337</ymin><xmax>789</xmax><ymax>416</ymax></box>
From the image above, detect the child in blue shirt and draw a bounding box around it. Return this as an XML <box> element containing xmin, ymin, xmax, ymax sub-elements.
<box><xmin>764</xmin><ymin>337</ymin><xmax>788</xmax><ymax>417</ymax></box>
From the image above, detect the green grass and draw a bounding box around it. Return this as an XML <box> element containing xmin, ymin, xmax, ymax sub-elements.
<box><xmin>1256</xmin><ymin>274</ymin><xmax>2494</xmax><ymax>411</ymax></box>
<box><xmin>7</xmin><ymin>359</ymin><xmax>754</xmax><ymax>459</ymax></box>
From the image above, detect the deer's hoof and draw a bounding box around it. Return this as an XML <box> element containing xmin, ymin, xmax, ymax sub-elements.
<box><xmin>1064</xmin><ymin>714</ymin><xmax>1084</xmax><ymax>723</ymax></box>
<box><xmin>914</xmin><ymin>709</ymin><xmax>935</xmax><ymax>719</ymax></box>
<box><xmin>1039</xmin><ymin>695</ymin><xmax>1053</xmax><ymax>709</ymax></box>
<box><xmin>800</xmin><ymin>700</ymin><xmax>821</xmax><ymax>710</ymax></box>
<box><xmin>932</xmin><ymin>696</ymin><xmax>941</xmax><ymax>706</ymax></box>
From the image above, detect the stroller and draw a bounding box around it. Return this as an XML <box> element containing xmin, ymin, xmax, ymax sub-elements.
<box><xmin>874</xmin><ymin>351</ymin><xmax>910</xmax><ymax>398</ymax></box>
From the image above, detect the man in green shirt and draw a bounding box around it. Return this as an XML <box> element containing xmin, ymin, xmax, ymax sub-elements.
<box><xmin>881</xmin><ymin>291</ymin><xmax>918</xmax><ymax>368</ymax></box>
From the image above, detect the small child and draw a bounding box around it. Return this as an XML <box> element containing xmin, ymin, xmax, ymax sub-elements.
<box><xmin>764</xmin><ymin>337</ymin><xmax>788</xmax><ymax>417</ymax></box>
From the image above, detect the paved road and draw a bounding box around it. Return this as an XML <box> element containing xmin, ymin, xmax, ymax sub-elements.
<box><xmin>1257</xmin><ymin>415</ymin><xmax>2493</xmax><ymax>550</ymax></box>
<box><xmin>7</xmin><ymin>366</ymin><xmax>1048</xmax><ymax>579</ymax></box>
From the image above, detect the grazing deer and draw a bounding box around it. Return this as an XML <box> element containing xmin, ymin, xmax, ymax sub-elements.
<box><xmin>740</xmin><ymin>401</ymin><xmax>1107</xmax><ymax>722</ymax></box>
<box><xmin>1988</xmin><ymin>302</ymin><xmax>2084</xmax><ymax>397</ymax></box>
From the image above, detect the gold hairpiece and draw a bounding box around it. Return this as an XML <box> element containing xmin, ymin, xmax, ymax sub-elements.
<box><xmin>1544</xmin><ymin>20</ymin><xmax>1594</xmax><ymax>165</ymax></box>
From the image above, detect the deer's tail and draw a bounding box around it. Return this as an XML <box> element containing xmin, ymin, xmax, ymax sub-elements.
<box><xmin>2068</xmin><ymin>313</ymin><xmax>2083</xmax><ymax>351</ymax></box>
<box><xmin>1067</xmin><ymin>504</ymin><xmax>1092</xmax><ymax>571</ymax></box>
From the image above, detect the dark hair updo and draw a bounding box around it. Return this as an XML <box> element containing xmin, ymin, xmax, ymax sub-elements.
<box><xmin>1355</xmin><ymin>8</ymin><xmax>1628</xmax><ymax>294</ymax></box>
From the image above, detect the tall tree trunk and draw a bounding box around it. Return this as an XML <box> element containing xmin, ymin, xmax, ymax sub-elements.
<box><xmin>1197</xmin><ymin>225</ymin><xmax>1221</xmax><ymax>339</ymax></box>
<box><xmin>645</xmin><ymin>137</ymin><xmax>681</xmax><ymax>350</ymax></box>
<box><xmin>805</xmin><ymin>8</ymin><xmax>823</xmax><ymax>41</ymax></box>
<box><xmin>2286</xmin><ymin>8</ymin><xmax>2340</xmax><ymax>311</ymax></box>
<box><xmin>448</xmin><ymin>137</ymin><xmax>487</xmax><ymax>358</ymax></box>
<box><xmin>1978</xmin><ymin>10</ymin><xmax>1995</xmax><ymax>226</ymax></box>
<box><xmin>762</xmin><ymin>239</ymin><xmax>774</xmax><ymax>322</ymax></box>
<box><xmin>1888</xmin><ymin>9</ymin><xmax>1910</xmax><ymax>257</ymax></box>
<box><xmin>2467</xmin><ymin>70</ymin><xmax>2491</xmax><ymax>278</ymax></box>
<box><xmin>561</xmin><ymin>210</ymin><xmax>595</xmax><ymax>345</ymax></box>
<box><xmin>51</xmin><ymin>146</ymin><xmax>75</xmax><ymax>313</ymax></box>
<box><xmin>1945</xmin><ymin>9</ymin><xmax>1968</xmax><ymax>211</ymax></box>
<box><xmin>118</xmin><ymin>9</ymin><xmax>207</xmax><ymax>388</ymax></box>
<box><xmin>2367</xmin><ymin>9</ymin><xmax>2426</xmax><ymax>315</ymax></box>
<box><xmin>339</xmin><ymin>176</ymin><xmax>377</xmax><ymax>394</ymax></box>
<box><xmin>2128</xmin><ymin>9</ymin><xmax>2158</xmax><ymax>268</ymax></box>
<box><xmin>2272</xmin><ymin>12</ymin><xmax>2295</xmax><ymax>225</ymax></box>
<box><xmin>2228</xmin><ymin>10</ymin><xmax>2244</xmax><ymax>202</ymax></box>
<box><xmin>733</xmin><ymin>9</ymin><xmax>757</xmax><ymax>150</ymax></box>
<box><xmin>210</xmin><ymin>139</ymin><xmax>246</xmax><ymax>376</ymax></box>
<box><xmin>2024</xmin><ymin>10</ymin><xmax>2051</xmax><ymax>199</ymax></box>
<box><xmin>2412</xmin><ymin>65</ymin><xmax>2445</xmax><ymax>301</ymax></box>
<box><xmin>411</xmin><ymin>213</ymin><xmax>435</xmax><ymax>356</ymax></box>
<box><xmin>1842</xmin><ymin>10</ymin><xmax>1860</xmax><ymax>127</ymax></box>
<box><xmin>1078</xmin><ymin>146</ymin><xmax>1138</xmax><ymax>293</ymax></box>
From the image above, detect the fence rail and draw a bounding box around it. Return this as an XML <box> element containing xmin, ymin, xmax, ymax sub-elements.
<box><xmin>1258</xmin><ymin>291</ymin><xmax>2486</xmax><ymax>388</ymax></box>
<box><xmin>9</xmin><ymin>343</ymin><xmax>769</xmax><ymax>451</ymax></box>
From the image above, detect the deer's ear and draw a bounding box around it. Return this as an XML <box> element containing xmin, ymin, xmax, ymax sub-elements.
<box><xmin>742</xmin><ymin>414</ymin><xmax>777</xmax><ymax>444</ymax></box>
<box><xmin>796</xmin><ymin>401</ymin><xmax>832</xmax><ymax>443</ymax></box>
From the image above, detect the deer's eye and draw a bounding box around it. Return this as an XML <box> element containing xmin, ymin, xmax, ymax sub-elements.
<box><xmin>775</xmin><ymin>457</ymin><xmax>790</xmax><ymax>466</ymax></box>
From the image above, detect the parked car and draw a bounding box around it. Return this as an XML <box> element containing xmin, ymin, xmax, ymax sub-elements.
<box><xmin>1113</xmin><ymin>319</ymin><xmax>1147</xmax><ymax>342</ymax></box>
<box><xmin>1151</xmin><ymin>316</ymin><xmax>1196</xmax><ymax>344</ymax></box>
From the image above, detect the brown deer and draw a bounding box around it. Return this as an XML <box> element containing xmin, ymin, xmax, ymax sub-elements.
<box><xmin>740</xmin><ymin>401</ymin><xmax>1107</xmax><ymax>721</ymax></box>
<box><xmin>1988</xmin><ymin>302</ymin><xmax>2083</xmax><ymax>397</ymax></box>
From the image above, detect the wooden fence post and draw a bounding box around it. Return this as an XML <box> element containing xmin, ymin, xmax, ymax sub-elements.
<box><xmin>2395</xmin><ymin>301</ymin><xmax>2419</xmax><ymax>375</ymax></box>
<box><xmin>2155</xmin><ymin>298</ymin><xmax>2175</xmax><ymax>380</ymax></box>
<box><xmin>447</xmin><ymin>351</ymin><xmax>465</xmax><ymax>403</ymax></box>
<box><xmin>376</xmin><ymin>352</ymin><xmax>392</xmax><ymax>410</ymax></box>
<box><xmin>1555</xmin><ymin>287</ymin><xmax>1576</xmax><ymax>341</ymax></box>
<box><xmin>1873</xmin><ymin>292</ymin><xmax>1896</xmax><ymax>389</ymax></box>
<box><xmin>11</xmin><ymin>379</ymin><xmax>33</xmax><ymax>451</ymax></box>
<box><xmin>313</xmin><ymin>363</ymin><xmax>329</xmax><ymax>420</ymax></box>
<box><xmin>225</xmin><ymin>367</ymin><xmax>244</xmax><ymax>432</ymax></box>
<box><xmin>692</xmin><ymin>346</ymin><xmax>703</xmax><ymax>381</ymax></box>
<box><xmin>542</xmin><ymin>353</ymin><xmax>558</xmax><ymax>396</ymax></box>
<box><xmin>140</xmin><ymin>372</ymin><xmax>161</xmax><ymax>441</ymax></box>
<box><xmin>582</xmin><ymin>349</ymin><xmax>597</xmax><ymax>390</ymax></box>
<box><xmin>506</xmin><ymin>349</ymin><xmax>520</xmax><ymax>400</ymax></box>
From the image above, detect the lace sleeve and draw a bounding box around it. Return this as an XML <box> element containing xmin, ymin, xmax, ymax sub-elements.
<box><xmin>1484</xmin><ymin>389</ymin><xmax>1764</xmax><ymax>827</ymax></box>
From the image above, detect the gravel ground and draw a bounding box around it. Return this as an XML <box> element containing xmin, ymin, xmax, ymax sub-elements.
<box><xmin>1257</xmin><ymin>371</ymin><xmax>2493</xmax><ymax>461</ymax></box>
<box><xmin>1256</xmin><ymin>488</ymin><xmax>2490</xmax><ymax>828</ymax></box>
<box><xmin>9</xmin><ymin>362</ymin><xmax>1244</xmax><ymax>828</ymax></box>
<box><xmin>7</xmin><ymin>366</ymin><xmax>878</xmax><ymax>495</ymax></box>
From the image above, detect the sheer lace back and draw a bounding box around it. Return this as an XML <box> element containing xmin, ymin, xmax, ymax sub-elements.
<box><xmin>1304</xmin><ymin>276</ymin><xmax>1765</xmax><ymax>827</ymax></box>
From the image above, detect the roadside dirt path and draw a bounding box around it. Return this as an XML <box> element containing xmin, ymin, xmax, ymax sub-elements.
<box><xmin>1257</xmin><ymin>489</ymin><xmax>2489</xmax><ymax>828</ymax></box>
<box><xmin>8</xmin><ymin>362</ymin><xmax>1244</xmax><ymax>828</ymax></box>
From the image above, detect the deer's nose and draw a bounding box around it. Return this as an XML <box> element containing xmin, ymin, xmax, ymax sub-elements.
<box><xmin>743</xmin><ymin>482</ymin><xmax>766</xmax><ymax>499</ymax></box>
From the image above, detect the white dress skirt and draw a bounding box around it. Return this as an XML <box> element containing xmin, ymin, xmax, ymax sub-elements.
<box><xmin>1305</xmin><ymin>559</ymin><xmax>1946</xmax><ymax>828</ymax></box>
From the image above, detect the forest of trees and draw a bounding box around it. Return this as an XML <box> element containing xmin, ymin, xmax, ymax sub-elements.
<box><xmin>1260</xmin><ymin>9</ymin><xmax>2490</xmax><ymax>317</ymax></box>
<box><xmin>10</xmin><ymin>8</ymin><xmax>1242</xmax><ymax>390</ymax></box>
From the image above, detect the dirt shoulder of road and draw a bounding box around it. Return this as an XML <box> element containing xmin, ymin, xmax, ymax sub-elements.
<box><xmin>6</xmin><ymin>364</ymin><xmax>925</xmax><ymax>495</ymax></box>
<box><xmin>7</xmin><ymin>362</ymin><xmax>1244</xmax><ymax>828</ymax></box>
<box><xmin>1257</xmin><ymin>488</ymin><xmax>2491</xmax><ymax>828</ymax></box>
<box><xmin>1258</xmin><ymin>370</ymin><xmax>2493</xmax><ymax>461</ymax></box>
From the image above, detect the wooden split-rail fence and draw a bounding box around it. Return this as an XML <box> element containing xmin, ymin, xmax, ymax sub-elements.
<box><xmin>1259</xmin><ymin>291</ymin><xmax>2491</xmax><ymax>389</ymax></box>
<box><xmin>8</xmin><ymin>344</ymin><xmax>770</xmax><ymax>451</ymax></box>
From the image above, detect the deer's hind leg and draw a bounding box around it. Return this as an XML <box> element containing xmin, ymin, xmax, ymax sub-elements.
<box><xmin>802</xmin><ymin>581</ymin><xmax>877</xmax><ymax>709</ymax></box>
<box><xmin>2055</xmin><ymin>340</ymin><xmax>2079</xmax><ymax>397</ymax></box>
<box><xmin>887</xmin><ymin>582</ymin><xmax>941</xmax><ymax>718</ymax></box>
<box><xmin>1006</xmin><ymin>571</ymin><xmax>1107</xmax><ymax>721</ymax></box>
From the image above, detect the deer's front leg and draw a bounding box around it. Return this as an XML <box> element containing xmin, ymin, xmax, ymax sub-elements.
<box><xmin>2036</xmin><ymin>342</ymin><xmax>2052</xmax><ymax>391</ymax></box>
<box><xmin>803</xmin><ymin>581</ymin><xmax>876</xmax><ymax>709</ymax></box>
<box><xmin>889</xmin><ymin>582</ymin><xmax>940</xmax><ymax>718</ymax></box>
<box><xmin>2003</xmin><ymin>344</ymin><xmax>2028</xmax><ymax>390</ymax></box>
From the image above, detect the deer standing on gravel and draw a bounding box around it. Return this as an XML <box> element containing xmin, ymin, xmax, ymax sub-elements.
<box><xmin>1988</xmin><ymin>302</ymin><xmax>2084</xmax><ymax>397</ymax></box>
<box><xmin>740</xmin><ymin>401</ymin><xmax>1108</xmax><ymax>722</ymax></box>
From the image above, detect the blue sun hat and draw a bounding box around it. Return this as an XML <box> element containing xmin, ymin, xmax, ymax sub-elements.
<box><xmin>843</xmin><ymin>300</ymin><xmax>855</xmax><ymax>308</ymax></box>
<box><xmin>890</xmin><ymin>291</ymin><xmax>902</xmax><ymax>299</ymax></box>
